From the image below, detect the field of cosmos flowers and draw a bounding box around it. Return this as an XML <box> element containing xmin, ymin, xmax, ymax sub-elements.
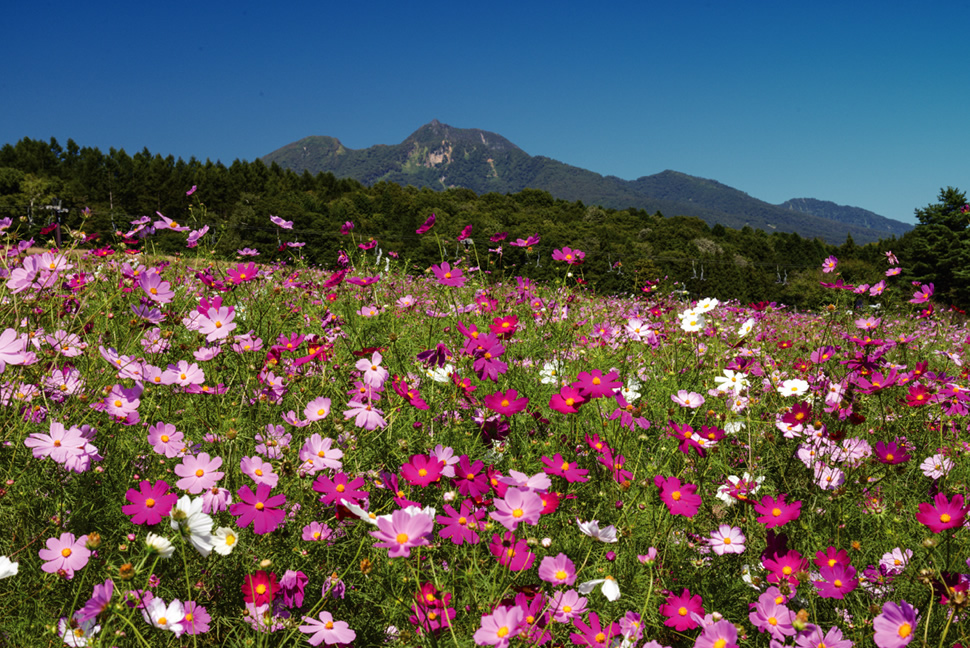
<box><xmin>0</xmin><ymin>206</ymin><xmax>968</xmax><ymax>648</ymax></box>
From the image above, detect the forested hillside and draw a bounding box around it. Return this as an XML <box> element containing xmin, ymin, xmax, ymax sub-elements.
<box><xmin>1</xmin><ymin>136</ymin><xmax>960</xmax><ymax>310</ymax></box>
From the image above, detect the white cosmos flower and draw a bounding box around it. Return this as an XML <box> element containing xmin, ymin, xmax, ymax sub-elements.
<box><xmin>679</xmin><ymin>309</ymin><xmax>705</xmax><ymax>333</ymax></box>
<box><xmin>695</xmin><ymin>297</ymin><xmax>719</xmax><ymax>313</ymax></box>
<box><xmin>714</xmin><ymin>370</ymin><xmax>749</xmax><ymax>395</ymax></box>
<box><xmin>0</xmin><ymin>556</ymin><xmax>18</xmax><ymax>579</ymax></box>
<box><xmin>578</xmin><ymin>575</ymin><xmax>621</xmax><ymax>601</ymax></box>
<box><xmin>576</xmin><ymin>519</ymin><xmax>618</xmax><ymax>543</ymax></box>
<box><xmin>539</xmin><ymin>361</ymin><xmax>562</xmax><ymax>385</ymax></box>
<box><xmin>737</xmin><ymin>318</ymin><xmax>755</xmax><ymax>337</ymax></box>
<box><xmin>143</xmin><ymin>597</ymin><xmax>185</xmax><ymax>637</ymax></box>
<box><xmin>777</xmin><ymin>378</ymin><xmax>810</xmax><ymax>397</ymax></box>
<box><xmin>212</xmin><ymin>527</ymin><xmax>239</xmax><ymax>556</ymax></box>
<box><xmin>145</xmin><ymin>533</ymin><xmax>175</xmax><ymax>559</ymax></box>
<box><xmin>170</xmin><ymin>495</ymin><xmax>213</xmax><ymax>557</ymax></box>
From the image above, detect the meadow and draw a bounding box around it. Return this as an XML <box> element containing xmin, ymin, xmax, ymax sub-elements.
<box><xmin>0</xmin><ymin>210</ymin><xmax>967</xmax><ymax>648</ymax></box>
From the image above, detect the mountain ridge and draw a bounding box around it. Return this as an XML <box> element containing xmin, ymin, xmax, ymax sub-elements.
<box><xmin>262</xmin><ymin>121</ymin><xmax>912</xmax><ymax>244</ymax></box>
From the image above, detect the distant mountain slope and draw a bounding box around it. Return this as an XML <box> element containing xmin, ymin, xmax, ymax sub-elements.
<box><xmin>779</xmin><ymin>198</ymin><xmax>910</xmax><ymax>236</ymax></box>
<box><xmin>262</xmin><ymin>120</ymin><xmax>912</xmax><ymax>244</ymax></box>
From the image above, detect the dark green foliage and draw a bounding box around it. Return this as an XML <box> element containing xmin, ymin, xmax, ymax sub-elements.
<box><xmin>899</xmin><ymin>187</ymin><xmax>970</xmax><ymax>305</ymax></box>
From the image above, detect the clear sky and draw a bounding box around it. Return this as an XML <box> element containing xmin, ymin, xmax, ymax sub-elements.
<box><xmin>2</xmin><ymin>0</ymin><xmax>967</xmax><ymax>225</ymax></box>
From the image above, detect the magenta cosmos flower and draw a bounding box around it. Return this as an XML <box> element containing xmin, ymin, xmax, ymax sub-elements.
<box><xmin>229</xmin><ymin>484</ymin><xmax>287</xmax><ymax>535</ymax></box>
<box><xmin>551</xmin><ymin>247</ymin><xmax>585</xmax><ymax>265</ymax></box>
<box><xmin>484</xmin><ymin>389</ymin><xmax>529</xmax><ymax>416</ymax></box>
<box><xmin>415</xmin><ymin>213</ymin><xmax>436</xmax><ymax>235</ymax></box>
<box><xmin>300</xmin><ymin>611</ymin><xmax>356</xmax><ymax>646</ymax></box>
<box><xmin>401</xmin><ymin>453</ymin><xmax>444</xmax><ymax>487</ymax></box>
<box><xmin>754</xmin><ymin>494</ymin><xmax>802</xmax><ymax>529</ymax></box>
<box><xmin>174</xmin><ymin>452</ymin><xmax>224</xmax><ymax>494</ymax></box>
<box><xmin>873</xmin><ymin>599</ymin><xmax>918</xmax><ymax>648</ymax></box>
<box><xmin>432</xmin><ymin>262</ymin><xmax>467</xmax><ymax>287</ymax></box>
<box><xmin>123</xmin><ymin>479</ymin><xmax>177</xmax><ymax>525</ymax></box>
<box><xmin>39</xmin><ymin>532</ymin><xmax>90</xmax><ymax>579</ymax></box>
<box><xmin>915</xmin><ymin>493</ymin><xmax>969</xmax><ymax>533</ymax></box>
<box><xmin>370</xmin><ymin>508</ymin><xmax>434</xmax><ymax>558</ymax></box>
<box><xmin>489</xmin><ymin>531</ymin><xmax>535</xmax><ymax>571</ymax></box>
<box><xmin>660</xmin><ymin>588</ymin><xmax>703</xmax><ymax>631</ymax></box>
<box><xmin>655</xmin><ymin>475</ymin><xmax>702</xmax><ymax>517</ymax></box>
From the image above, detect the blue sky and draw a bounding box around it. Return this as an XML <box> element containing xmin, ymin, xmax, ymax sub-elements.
<box><xmin>2</xmin><ymin>0</ymin><xmax>967</xmax><ymax>225</ymax></box>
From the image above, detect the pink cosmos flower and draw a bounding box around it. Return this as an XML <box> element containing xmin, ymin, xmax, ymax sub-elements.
<box><xmin>270</xmin><ymin>215</ymin><xmax>293</xmax><ymax>229</ymax></box>
<box><xmin>303</xmin><ymin>396</ymin><xmax>331</xmax><ymax>422</ymax></box>
<box><xmin>572</xmin><ymin>369</ymin><xmax>622</xmax><ymax>399</ymax></box>
<box><xmin>821</xmin><ymin>255</ymin><xmax>838</xmax><ymax>273</ymax></box>
<box><xmin>695</xmin><ymin>619</ymin><xmax>739</xmax><ymax>648</ymax></box>
<box><xmin>370</xmin><ymin>508</ymin><xmax>434</xmax><ymax>558</ymax></box>
<box><xmin>196</xmin><ymin>306</ymin><xmax>237</xmax><ymax>342</ymax></box>
<box><xmin>300</xmin><ymin>611</ymin><xmax>356</xmax><ymax>646</ymax></box>
<box><xmin>489</xmin><ymin>487</ymin><xmax>544</xmax><ymax>531</ymax></box>
<box><xmin>299</xmin><ymin>433</ymin><xmax>344</xmax><ymax>474</ymax></box>
<box><xmin>919</xmin><ymin>453</ymin><xmax>954</xmax><ymax>479</ymax></box>
<box><xmin>39</xmin><ymin>532</ymin><xmax>90</xmax><ymax>579</ymax></box>
<box><xmin>549</xmin><ymin>385</ymin><xmax>586</xmax><ymax>414</ymax></box>
<box><xmin>24</xmin><ymin>421</ymin><xmax>87</xmax><ymax>465</ymax></box>
<box><xmin>915</xmin><ymin>493</ymin><xmax>969</xmax><ymax>533</ymax></box>
<box><xmin>873</xmin><ymin>599</ymin><xmax>918</xmax><ymax>648</ymax></box>
<box><xmin>230</xmin><ymin>484</ymin><xmax>287</xmax><ymax>535</ymax></box>
<box><xmin>749</xmin><ymin>587</ymin><xmax>795</xmax><ymax>641</ymax></box>
<box><xmin>174</xmin><ymin>452</ymin><xmax>225</xmax><ymax>494</ymax></box>
<box><xmin>540</xmin><ymin>453</ymin><xmax>589</xmax><ymax>483</ymax></box>
<box><xmin>240</xmin><ymin>455</ymin><xmax>279</xmax><ymax>488</ymax></box>
<box><xmin>343</xmin><ymin>401</ymin><xmax>387</xmax><ymax>430</ymax></box>
<box><xmin>754</xmin><ymin>494</ymin><xmax>801</xmax><ymax>529</ymax></box>
<box><xmin>813</xmin><ymin>563</ymin><xmax>859</xmax><ymax>599</ymax></box>
<box><xmin>570</xmin><ymin>611</ymin><xmax>621</xmax><ymax>646</ymax></box>
<box><xmin>355</xmin><ymin>352</ymin><xmax>389</xmax><ymax>389</ymax></box>
<box><xmin>0</xmin><ymin>328</ymin><xmax>27</xmax><ymax>371</ymax></box>
<box><xmin>473</xmin><ymin>605</ymin><xmax>523</xmax><ymax>648</ymax></box>
<box><xmin>123</xmin><ymin>480</ymin><xmax>177</xmax><ymax>525</ymax></box>
<box><xmin>671</xmin><ymin>390</ymin><xmax>704</xmax><ymax>408</ymax></box>
<box><xmin>147</xmin><ymin>421</ymin><xmax>185</xmax><ymax>457</ymax></box>
<box><xmin>140</xmin><ymin>271</ymin><xmax>175</xmax><ymax>304</ymax></box>
<box><xmin>909</xmin><ymin>283</ymin><xmax>934</xmax><ymax>304</ymax></box>
<box><xmin>763</xmin><ymin>551</ymin><xmax>808</xmax><ymax>586</ymax></box>
<box><xmin>312</xmin><ymin>471</ymin><xmax>368</xmax><ymax>507</ymax></box>
<box><xmin>549</xmin><ymin>589</ymin><xmax>587</xmax><ymax>622</ymax></box>
<box><xmin>707</xmin><ymin>524</ymin><xmax>745</xmax><ymax>555</ymax></box>
<box><xmin>538</xmin><ymin>553</ymin><xmax>577</xmax><ymax>586</ymax></box>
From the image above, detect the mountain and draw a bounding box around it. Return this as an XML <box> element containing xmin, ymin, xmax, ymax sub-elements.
<box><xmin>262</xmin><ymin>120</ymin><xmax>912</xmax><ymax>244</ymax></box>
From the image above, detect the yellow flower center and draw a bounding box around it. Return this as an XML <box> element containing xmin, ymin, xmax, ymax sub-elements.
<box><xmin>556</xmin><ymin>569</ymin><xmax>567</xmax><ymax>580</ymax></box>
<box><xmin>512</xmin><ymin>508</ymin><xmax>524</xmax><ymax>518</ymax></box>
<box><xmin>396</xmin><ymin>533</ymin><xmax>408</xmax><ymax>544</ymax></box>
<box><xmin>255</xmin><ymin>502</ymin><xmax>264</xmax><ymax>510</ymax></box>
<box><xmin>61</xmin><ymin>548</ymin><xmax>72</xmax><ymax>557</ymax></box>
<box><xmin>898</xmin><ymin>623</ymin><xmax>911</xmax><ymax>638</ymax></box>
<box><xmin>145</xmin><ymin>498</ymin><xmax>155</xmax><ymax>508</ymax></box>
<box><xmin>671</xmin><ymin>491</ymin><xmax>681</xmax><ymax>501</ymax></box>
<box><xmin>195</xmin><ymin>469</ymin><xmax>204</xmax><ymax>477</ymax></box>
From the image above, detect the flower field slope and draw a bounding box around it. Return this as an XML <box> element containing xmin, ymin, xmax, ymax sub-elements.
<box><xmin>0</xmin><ymin>214</ymin><xmax>967</xmax><ymax>647</ymax></box>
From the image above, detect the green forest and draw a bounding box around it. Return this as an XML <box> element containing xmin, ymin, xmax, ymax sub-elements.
<box><xmin>1</xmin><ymin>136</ymin><xmax>966</xmax><ymax>310</ymax></box>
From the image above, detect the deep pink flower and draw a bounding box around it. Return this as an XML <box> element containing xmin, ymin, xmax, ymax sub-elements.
<box><xmin>551</xmin><ymin>246</ymin><xmax>585</xmax><ymax>265</ymax></box>
<box><xmin>453</xmin><ymin>455</ymin><xmax>490</xmax><ymax>497</ymax></box>
<box><xmin>312</xmin><ymin>471</ymin><xmax>368</xmax><ymax>507</ymax></box>
<box><xmin>754</xmin><ymin>494</ymin><xmax>802</xmax><ymax>529</ymax></box>
<box><xmin>416</xmin><ymin>213</ymin><xmax>436</xmax><ymax>235</ymax></box>
<box><xmin>123</xmin><ymin>480</ymin><xmax>177</xmax><ymax>525</ymax></box>
<box><xmin>763</xmin><ymin>551</ymin><xmax>808</xmax><ymax>586</ymax></box>
<box><xmin>549</xmin><ymin>386</ymin><xmax>586</xmax><ymax>414</ymax></box>
<box><xmin>572</xmin><ymin>369</ymin><xmax>621</xmax><ymax>399</ymax></box>
<box><xmin>570</xmin><ymin>611</ymin><xmax>621</xmax><ymax>646</ymax></box>
<box><xmin>401</xmin><ymin>454</ymin><xmax>444</xmax><ymax>487</ymax></box>
<box><xmin>655</xmin><ymin>475</ymin><xmax>702</xmax><ymax>517</ymax></box>
<box><xmin>229</xmin><ymin>484</ymin><xmax>287</xmax><ymax>535</ymax></box>
<box><xmin>813</xmin><ymin>563</ymin><xmax>859</xmax><ymax>599</ymax></box>
<box><xmin>484</xmin><ymin>389</ymin><xmax>529</xmax><ymax>416</ymax></box>
<box><xmin>659</xmin><ymin>588</ymin><xmax>703</xmax><ymax>631</ymax></box>
<box><xmin>489</xmin><ymin>532</ymin><xmax>535</xmax><ymax>571</ymax></box>
<box><xmin>432</xmin><ymin>262</ymin><xmax>466</xmax><ymax>287</ymax></box>
<box><xmin>241</xmin><ymin>571</ymin><xmax>279</xmax><ymax>606</ymax></box>
<box><xmin>915</xmin><ymin>493</ymin><xmax>969</xmax><ymax>533</ymax></box>
<box><xmin>540</xmin><ymin>453</ymin><xmax>589</xmax><ymax>483</ymax></box>
<box><xmin>436</xmin><ymin>500</ymin><xmax>485</xmax><ymax>545</ymax></box>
